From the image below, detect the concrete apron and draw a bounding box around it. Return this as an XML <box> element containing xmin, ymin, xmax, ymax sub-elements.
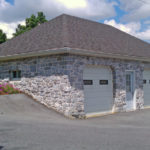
<box><xmin>85</xmin><ymin>108</ymin><xmax>143</xmax><ymax>119</ymax></box>
<box><xmin>85</xmin><ymin>110</ymin><xmax>116</xmax><ymax>119</ymax></box>
<box><xmin>144</xmin><ymin>106</ymin><xmax>150</xmax><ymax>109</ymax></box>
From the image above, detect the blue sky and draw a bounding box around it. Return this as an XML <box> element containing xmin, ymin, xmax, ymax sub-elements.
<box><xmin>5</xmin><ymin>0</ymin><xmax>14</xmax><ymax>4</ymax></box>
<box><xmin>0</xmin><ymin>0</ymin><xmax>150</xmax><ymax>43</ymax></box>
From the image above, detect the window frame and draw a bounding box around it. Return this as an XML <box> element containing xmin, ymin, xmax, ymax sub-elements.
<box><xmin>9</xmin><ymin>70</ymin><xmax>21</xmax><ymax>81</ymax></box>
<box><xmin>83</xmin><ymin>80</ymin><xmax>93</xmax><ymax>85</ymax></box>
<box><xmin>143</xmin><ymin>79</ymin><xmax>147</xmax><ymax>84</ymax></box>
<box><xmin>99</xmin><ymin>80</ymin><xmax>109</xmax><ymax>85</ymax></box>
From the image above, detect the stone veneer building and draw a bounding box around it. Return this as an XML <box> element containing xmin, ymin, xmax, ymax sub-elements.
<box><xmin>0</xmin><ymin>14</ymin><xmax>150</xmax><ymax>118</ymax></box>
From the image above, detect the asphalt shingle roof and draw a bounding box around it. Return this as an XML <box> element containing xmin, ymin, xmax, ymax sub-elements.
<box><xmin>0</xmin><ymin>14</ymin><xmax>150</xmax><ymax>58</ymax></box>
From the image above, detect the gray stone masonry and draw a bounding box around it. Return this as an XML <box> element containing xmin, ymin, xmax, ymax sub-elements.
<box><xmin>0</xmin><ymin>54</ymin><xmax>147</xmax><ymax>118</ymax></box>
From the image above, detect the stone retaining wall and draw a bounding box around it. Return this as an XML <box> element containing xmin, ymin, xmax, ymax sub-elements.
<box><xmin>14</xmin><ymin>76</ymin><xmax>84</xmax><ymax>118</ymax></box>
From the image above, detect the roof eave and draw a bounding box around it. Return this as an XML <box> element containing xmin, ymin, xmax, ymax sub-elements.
<box><xmin>0</xmin><ymin>47</ymin><xmax>149</xmax><ymax>62</ymax></box>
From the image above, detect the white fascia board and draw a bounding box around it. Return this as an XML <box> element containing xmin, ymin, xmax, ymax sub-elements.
<box><xmin>0</xmin><ymin>47</ymin><xmax>150</xmax><ymax>62</ymax></box>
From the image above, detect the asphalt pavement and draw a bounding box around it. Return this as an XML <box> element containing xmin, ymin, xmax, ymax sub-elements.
<box><xmin>0</xmin><ymin>94</ymin><xmax>150</xmax><ymax>150</ymax></box>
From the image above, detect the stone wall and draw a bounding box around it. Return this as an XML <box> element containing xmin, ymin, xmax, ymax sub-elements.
<box><xmin>68</xmin><ymin>55</ymin><xmax>145</xmax><ymax>111</ymax></box>
<box><xmin>14</xmin><ymin>76</ymin><xmax>84</xmax><ymax>118</ymax></box>
<box><xmin>0</xmin><ymin>54</ymin><xmax>147</xmax><ymax>118</ymax></box>
<box><xmin>0</xmin><ymin>54</ymin><xmax>85</xmax><ymax>118</ymax></box>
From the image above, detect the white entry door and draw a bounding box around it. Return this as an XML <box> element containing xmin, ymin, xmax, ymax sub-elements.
<box><xmin>125</xmin><ymin>71</ymin><xmax>134</xmax><ymax>110</ymax></box>
<box><xmin>83</xmin><ymin>66</ymin><xmax>113</xmax><ymax>114</ymax></box>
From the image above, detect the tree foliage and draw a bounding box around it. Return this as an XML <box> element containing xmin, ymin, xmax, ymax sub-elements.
<box><xmin>0</xmin><ymin>29</ymin><xmax>7</xmax><ymax>44</ymax></box>
<box><xmin>37</xmin><ymin>12</ymin><xmax>47</xmax><ymax>24</ymax></box>
<box><xmin>13</xmin><ymin>12</ymin><xmax>47</xmax><ymax>37</ymax></box>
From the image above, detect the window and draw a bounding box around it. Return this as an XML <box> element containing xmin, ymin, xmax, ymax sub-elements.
<box><xmin>9</xmin><ymin>70</ymin><xmax>21</xmax><ymax>80</ymax></box>
<box><xmin>126</xmin><ymin>74</ymin><xmax>131</xmax><ymax>92</ymax></box>
<box><xmin>83</xmin><ymin>80</ymin><xmax>93</xmax><ymax>85</ymax></box>
<box><xmin>143</xmin><ymin>79</ymin><xmax>146</xmax><ymax>84</ymax></box>
<box><xmin>99</xmin><ymin>80</ymin><xmax>108</xmax><ymax>85</ymax></box>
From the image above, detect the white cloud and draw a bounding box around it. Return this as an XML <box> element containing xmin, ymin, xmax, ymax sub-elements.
<box><xmin>119</xmin><ymin>0</ymin><xmax>150</xmax><ymax>21</ymax></box>
<box><xmin>0</xmin><ymin>20</ymin><xmax>25</xmax><ymax>38</ymax></box>
<box><xmin>136</xmin><ymin>28</ymin><xmax>150</xmax><ymax>40</ymax></box>
<box><xmin>0</xmin><ymin>0</ymin><xmax>117</xmax><ymax>38</ymax></box>
<box><xmin>0</xmin><ymin>0</ymin><xmax>9</xmax><ymax>8</ymax></box>
<box><xmin>56</xmin><ymin>0</ymin><xmax>87</xmax><ymax>9</ymax></box>
<box><xmin>0</xmin><ymin>0</ymin><xmax>117</xmax><ymax>22</ymax></box>
<box><xmin>104</xmin><ymin>19</ymin><xmax>150</xmax><ymax>42</ymax></box>
<box><xmin>104</xmin><ymin>19</ymin><xmax>141</xmax><ymax>34</ymax></box>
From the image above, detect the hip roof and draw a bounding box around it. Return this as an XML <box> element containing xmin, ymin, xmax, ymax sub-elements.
<box><xmin>0</xmin><ymin>14</ymin><xmax>150</xmax><ymax>61</ymax></box>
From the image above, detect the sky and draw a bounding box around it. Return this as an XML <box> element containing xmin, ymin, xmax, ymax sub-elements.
<box><xmin>0</xmin><ymin>0</ymin><xmax>150</xmax><ymax>43</ymax></box>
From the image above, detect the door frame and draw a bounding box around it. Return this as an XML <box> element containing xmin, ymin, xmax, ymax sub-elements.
<box><xmin>125</xmin><ymin>70</ymin><xmax>136</xmax><ymax>110</ymax></box>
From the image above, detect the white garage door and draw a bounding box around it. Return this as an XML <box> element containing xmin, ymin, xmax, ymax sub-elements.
<box><xmin>143</xmin><ymin>70</ymin><xmax>150</xmax><ymax>106</ymax></box>
<box><xmin>83</xmin><ymin>66</ymin><xmax>113</xmax><ymax>113</ymax></box>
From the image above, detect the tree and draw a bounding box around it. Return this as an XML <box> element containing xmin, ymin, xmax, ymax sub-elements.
<box><xmin>0</xmin><ymin>29</ymin><xmax>7</xmax><ymax>44</ymax></box>
<box><xmin>37</xmin><ymin>12</ymin><xmax>47</xmax><ymax>24</ymax></box>
<box><xmin>26</xmin><ymin>14</ymin><xmax>37</xmax><ymax>29</ymax></box>
<box><xmin>13</xmin><ymin>24</ymin><xmax>29</xmax><ymax>37</ymax></box>
<box><xmin>13</xmin><ymin>12</ymin><xmax>47</xmax><ymax>37</ymax></box>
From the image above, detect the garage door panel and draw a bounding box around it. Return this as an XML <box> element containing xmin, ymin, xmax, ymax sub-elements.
<box><xmin>84</xmin><ymin>90</ymin><xmax>112</xmax><ymax>94</ymax></box>
<box><xmin>84</xmin><ymin>71</ymin><xmax>111</xmax><ymax>77</ymax></box>
<box><xmin>85</xmin><ymin>99</ymin><xmax>111</xmax><ymax>105</ymax></box>
<box><xmin>85</xmin><ymin>103</ymin><xmax>112</xmax><ymax>113</ymax></box>
<box><xmin>84</xmin><ymin>89</ymin><xmax>112</xmax><ymax>93</ymax></box>
<box><xmin>143</xmin><ymin>70</ymin><xmax>150</xmax><ymax>106</ymax></box>
<box><xmin>83</xmin><ymin>66</ymin><xmax>113</xmax><ymax>113</ymax></box>
<box><xmin>85</xmin><ymin>99</ymin><xmax>112</xmax><ymax>105</ymax></box>
<box><xmin>84</xmin><ymin>83</ymin><xmax>112</xmax><ymax>88</ymax></box>
<box><xmin>84</xmin><ymin>74</ymin><xmax>111</xmax><ymax>77</ymax></box>
<box><xmin>84</xmin><ymin>91</ymin><xmax>112</xmax><ymax>95</ymax></box>
<box><xmin>84</xmin><ymin>75</ymin><xmax>111</xmax><ymax>79</ymax></box>
<box><xmin>85</xmin><ymin>97</ymin><xmax>112</xmax><ymax>101</ymax></box>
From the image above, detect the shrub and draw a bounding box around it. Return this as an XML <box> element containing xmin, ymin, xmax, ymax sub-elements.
<box><xmin>0</xmin><ymin>83</ymin><xmax>21</xmax><ymax>95</ymax></box>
